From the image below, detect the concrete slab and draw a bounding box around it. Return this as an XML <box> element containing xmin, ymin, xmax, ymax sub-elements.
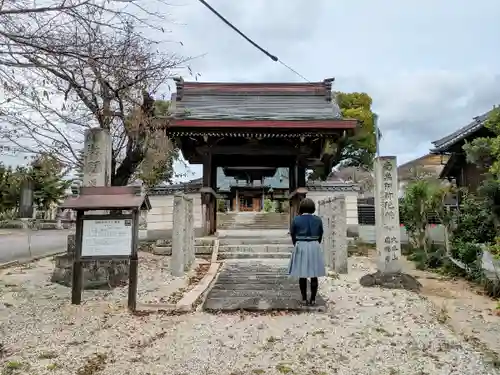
<box><xmin>203</xmin><ymin>260</ymin><xmax>326</xmax><ymax>312</ymax></box>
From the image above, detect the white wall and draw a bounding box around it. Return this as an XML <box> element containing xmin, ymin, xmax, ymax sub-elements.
<box><xmin>148</xmin><ymin>193</ymin><xmax>203</xmax><ymax>231</ymax></box>
<box><xmin>307</xmin><ymin>191</ymin><xmax>359</xmax><ymax>226</ymax></box>
<box><xmin>145</xmin><ymin>187</ymin><xmax>360</xmax><ymax>239</ymax></box>
<box><xmin>358</xmin><ymin>224</ymin><xmax>446</xmax><ymax>244</ymax></box>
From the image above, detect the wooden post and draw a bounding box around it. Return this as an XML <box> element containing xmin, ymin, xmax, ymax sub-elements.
<box><xmin>128</xmin><ymin>209</ymin><xmax>140</xmax><ymax>311</ymax></box>
<box><xmin>289</xmin><ymin>163</ymin><xmax>299</xmax><ymax>226</ymax></box>
<box><xmin>71</xmin><ymin>210</ymin><xmax>84</xmax><ymax>305</ymax></box>
<box><xmin>202</xmin><ymin>153</ymin><xmax>213</xmax><ymax>236</ymax></box>
<box><xmin>297</xmin><ymin>166</ymin><xmax>306</xmax><ymax>188</ymax></box>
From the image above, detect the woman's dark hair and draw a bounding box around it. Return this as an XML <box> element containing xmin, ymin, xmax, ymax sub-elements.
<box><xmin>298</xmin><ymin>198</ymin><xmax>316</xmax><ymax>214</ymax></box>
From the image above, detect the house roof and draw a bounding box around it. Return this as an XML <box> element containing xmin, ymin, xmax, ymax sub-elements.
<box><xmin>170</xmin><ymin>78</ymin><xmax>342</xmax><ymax>121</ymax></box>
<box><xmin>431</xmin><ymin>108</ymin><xmax>496</xmax><ymax>153</ymax></box>
<box><xmin>397</xmin><ymin>153</ymin><xmax>448</xmax><ymax>180</ymax></box>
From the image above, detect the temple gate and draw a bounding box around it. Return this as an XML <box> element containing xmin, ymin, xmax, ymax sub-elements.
<box><xmin>160</xmin><ymin>78</ymin><xmax>358</xmax><ymax>236</ymax></box>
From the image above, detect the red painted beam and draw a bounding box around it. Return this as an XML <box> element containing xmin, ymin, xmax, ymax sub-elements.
<box><xmin>170</xmin><ymin>119</ymin><xmax>357</xmax><ymax>129</ymax></box>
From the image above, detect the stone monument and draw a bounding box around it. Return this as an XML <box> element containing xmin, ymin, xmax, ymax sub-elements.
<box><xmin>316</xmin><ymin>197</ymin><xmax>347</xmax><ymax>273</ymax></box>
<box><xmin>171</xmin><ymin>193</ymin><xmax>185</xmax><ymax>276</ymax></box>
<box><xmin>171</xmin><ymin>193</ymin><xmax>195</xmax><ymax>276</ymax></box>
<box><xmin>51</xmin><ymin>128</ymin><xmax>129</xmax><ymax>289</ymax></box>
<box><xmin>359</xmin><ymin>156</ymin><xmax>421</xmax><ymax>291</ymax></box>
<box><xmin>332</xmin><ymin>196</ymin><xmax>348</xmax><ymax>274</ymax></box>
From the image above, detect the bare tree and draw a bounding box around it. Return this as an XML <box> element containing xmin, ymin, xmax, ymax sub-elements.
<box><xmin>0</xmin><ymin>0</ymin><xmax>188</xmax><ymax>186</ymax></box>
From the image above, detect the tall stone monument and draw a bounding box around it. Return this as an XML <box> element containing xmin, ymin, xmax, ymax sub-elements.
<box><xmin>51</xmin><ymin>128</ymin><xmax>129</xmax><ymax>288</ymax></box>
<box><xmin>374</xmin><ymin>156</ymin><xmax>402</xmax><ymax>273</ymax></box>
<box><xmin>359</xmin><ymin>156</ymin><xmax>421</xmax><ymax>291</ymax></box>
<box><xmin>332</xmin><ymin>196</ymin><xmax>348</xmax><ymax>274</ymax></box>
<box><xmin>171</xmin><ymin>193</ymin><xmax>185</xmax><ymax>277</ymax></box>
<box><xmin>82</xmin><ymin>128</ymin><xmax>112</xmax><ymax>187</ymax></box>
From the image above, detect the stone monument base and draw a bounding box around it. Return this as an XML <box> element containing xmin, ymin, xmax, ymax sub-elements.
<box><xmin>51</xmin><ymin>254</ymin><xmax>129</xmax><ymax>289</ymax></box>
<box><xmin>359</xmin><ymin>271</ymin><xmax>422</xmax><ymax>291</ymax></box>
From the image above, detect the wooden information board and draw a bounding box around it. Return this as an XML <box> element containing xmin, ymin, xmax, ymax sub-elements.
<box><xmin>81</xmin><ymin>218</ymin><xmax>133</xmax><ymax>257</ymax></box>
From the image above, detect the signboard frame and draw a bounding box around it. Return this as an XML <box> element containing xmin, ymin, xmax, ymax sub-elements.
<box><xmin>72</xmin><ymin>211</ymin><xmax>140</xmax><ymax>310</ymax></box>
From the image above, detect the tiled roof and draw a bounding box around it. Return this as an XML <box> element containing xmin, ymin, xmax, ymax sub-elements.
<box><xmin>171</xmin><ymin>78</ymin><xmax>342</xmax><ymax>121</ymax></box>
<box><xmin>431</xmin><ymin>109</ymin><xmax>496</xmax><ymax>152</ymax></box>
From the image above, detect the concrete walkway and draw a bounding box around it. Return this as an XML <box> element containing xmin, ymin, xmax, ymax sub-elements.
<box><xmin>203</xmin><ymin>259</ymin><xmax>326</xmax><ymax>311</ymax></box>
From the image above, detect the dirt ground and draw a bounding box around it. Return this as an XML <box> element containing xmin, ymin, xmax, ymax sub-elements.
<box><xmin>1</xmin><ymin>252</ymin><xmax>500</xmax><ymax>374</ymax></box>
<box><xmin>400</xmin><ymin>256</ymin><xmax>500</xmax><ymax>364</ymax></box>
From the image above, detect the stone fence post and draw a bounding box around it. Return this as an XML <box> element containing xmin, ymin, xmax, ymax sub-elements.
<box><xmin>332</xmin><ymin>196</ymin><xmax>348</xmax><ymax>274</ymax></box>
<box><xmin>171</xmin><ymin>193</ymin><xmax>196</xmax><ymax>276</ymax></box>
<box><xmin>171</xmin><ymin>193</ymin><xmax>186</xmax><ymax>276</ymax></box>
<box><xmin>183</xmin><ymin>196</ymin><xmax>195</xmax><ymax>270</ymax></box>
<box><xmin>317</xmin><ymin>196</ymin><xmax>348</xmax><ymax>274</ymax></box>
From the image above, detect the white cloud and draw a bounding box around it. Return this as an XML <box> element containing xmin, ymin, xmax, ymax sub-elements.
<box><xmin>3</xmin><ymin>0</ymin><xmax>500</xmax><ymax>181</ymax></box>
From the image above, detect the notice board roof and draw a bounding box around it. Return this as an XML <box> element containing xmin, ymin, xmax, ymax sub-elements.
<box><xmin>60</xmin><ymin>186</ymin><xmax>151</xmax><ymax>211</ymax></box>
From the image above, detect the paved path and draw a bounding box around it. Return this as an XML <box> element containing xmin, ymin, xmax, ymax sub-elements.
<box><xmin>203</xmin><ymin>259</ymin><xmax>325</xmax><ymax>311</ymax></box>
<box><xmin>0</xmin><ymin>229</ymin><xmax>71</xmax><ymax>264</ymax></box>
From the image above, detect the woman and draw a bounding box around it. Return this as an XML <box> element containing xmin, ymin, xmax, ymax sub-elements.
<box><xmin>288</xmin><ymin>198</ymin><xmax>326</xmax><ymax>306</ymax></box>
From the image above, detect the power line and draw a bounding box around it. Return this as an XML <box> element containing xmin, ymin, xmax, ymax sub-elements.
<box><xmin>196</xmin><ymin>0</ymin><xmax>310</xmax><ymax>83</ymax></box>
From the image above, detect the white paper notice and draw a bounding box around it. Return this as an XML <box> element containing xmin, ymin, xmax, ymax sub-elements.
<box><xmin>81</xmin><ymin>219</ymin><xmax>133</xmax><ymax>257</ymax></box>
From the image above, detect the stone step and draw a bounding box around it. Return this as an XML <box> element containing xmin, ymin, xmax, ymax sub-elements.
<box><xmin>218</xmin><ymin>225</ymin><xmax>287</xmax><ymax>229</ymax></box>
<box><xmin>152</xmin><ymin>245</ymin><xmax>212</xmax><ymax>256</ymax></box>
<box><xmin>218</xmin><ymin>245</ymin><xmax>293</xmax><ymax>253</ymax></box>
<box><xmin>218</xmin><ymin>229</ymin><xmax>289</xmax><ymax>238</ymax></box>
<box><xmin>207</xmin><ymin>289</ymin><xmax>299</xmax><ymax>298</ymax></box>
<box><xmin>204</xmin><ymin>258</ymin><xmax>327</xmax><ymax>311</ymax></box>
<box><xmin>218</xmin><ymin>237</ymin><xmax>291</xmax><ymax>245</ymax></box>
<box><xmin>218</xmin><ymin>252</ymin><xmax>291</xmax><ymax>260</ymax></box>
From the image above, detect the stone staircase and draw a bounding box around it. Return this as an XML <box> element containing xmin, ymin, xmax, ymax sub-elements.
<box><xmin>217</xmin><ymin>212</ymin><xmax>289</xmax><ymax>230</ymax></box>
<box><xmin>217</xmin><ymin>229</ymin><xmax>293</xmax><ymax>260</ymax></box>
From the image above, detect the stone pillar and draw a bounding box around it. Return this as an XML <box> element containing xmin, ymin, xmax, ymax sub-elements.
<box><xmin>332</xmin><ymin>196</ymin><xmax>348</xmax><ymax>274</ymax></box>
<box><xmin>183</xmin><ymin>196</ymin><xmax>195</xmax><ymax>270</ymax></box>
<box><xmin>82</xmin><ymin>128</ymin><xmax>112</xmax><ymax>187</ymax></box>
<box><xmin>317</xmin><ymin>200</ymin><xmax>328</xmax><ymax>267</ymax></box>
<box><xmin>374</xmin><ymin>156</ymin><xmax>402</xmax><ymax>273</ymax></box>
<box><xmin>171</xmin><ymin>193</ymin><xmax>186</xmax><ymax>276</ymax></box>
<box><xmin>139</xmin><ymin>209</ymin><xmax>148</xmax><ymax>241</ymax></box>
<box><xmin>359</xmin><ymin>156</ymin><xmax>421</xmax><ymax>291</ymax></box>
<box><xmin>55</xmin><ymin>210</ymin><xmax>63</xmax><ymax>230</ymax></box>
<box><xmin>324</xmin><ymin>199</ymin><xmax>334</xmax><ymax>269</ymax></box>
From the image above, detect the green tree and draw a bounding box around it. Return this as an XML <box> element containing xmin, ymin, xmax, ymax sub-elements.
<box><xmin>400</xmin><ymin>179</ymin><xmax>439</xmax><ymax>253</ymax></box>
<box><xmin>29</xmin><ymin>154</ymin><xmax>71</xmax><ymax>212</ymax></box>
<box><xmin>0</xmin><ymin>163</ymin><xmax>21</xmax><ymax>216</ymax></box>
<box><xmin>309</xmin><ymin>92</ymin><xmax>377</xmax><ymax>180</ymax></box>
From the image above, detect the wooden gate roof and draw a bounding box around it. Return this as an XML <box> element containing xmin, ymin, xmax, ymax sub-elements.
<box><xmin>169</xmin><ymin>77</ymin><xmax>346</xmax><ymax>122</ymax></box>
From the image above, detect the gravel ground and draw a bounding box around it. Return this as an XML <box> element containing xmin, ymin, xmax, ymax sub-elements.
<box><xmin>1</xmin><ymin>255</ymin><xmax>499</xmax><ymax>375</ymax></box>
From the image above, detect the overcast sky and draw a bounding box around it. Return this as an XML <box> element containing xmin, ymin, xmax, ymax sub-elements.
<box><xmin>166</xmin><ymin>0</ymin><xmax>500</xmax><ymax>180</ymax></box>
<box><xmin>2</xmin><ymin>0</ymin><xmax>500</xmax><ymax>181</ymax></box>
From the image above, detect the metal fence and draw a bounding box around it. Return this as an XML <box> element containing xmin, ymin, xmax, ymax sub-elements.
<box><xmin>357</xmin><ymin>199</ymin><xmax>455</xmax><ymax>226</ymax></box>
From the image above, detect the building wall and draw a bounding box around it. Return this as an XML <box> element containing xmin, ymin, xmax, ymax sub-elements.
<box><xmin>459</xmin><ymin>162</ymin><xmax>487</xmax><ymax>192</ymax></box>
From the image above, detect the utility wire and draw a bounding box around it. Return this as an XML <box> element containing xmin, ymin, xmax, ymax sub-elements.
<box><xmin>197</xmin><ymin>0</ymin><xmax>310</xmax><ymax>82</ymax></box>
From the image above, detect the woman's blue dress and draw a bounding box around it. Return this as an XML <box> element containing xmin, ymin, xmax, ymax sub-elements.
<box><xmin>288</xmin><ymin>213</ymin><xmax>326</xmax><ymax>278</ymax></box>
